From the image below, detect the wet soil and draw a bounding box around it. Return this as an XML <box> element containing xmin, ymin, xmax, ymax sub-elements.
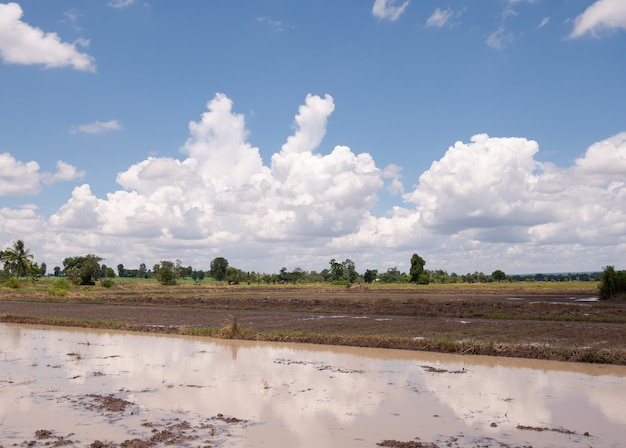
<box><xmin>1</xmin><ymin>284</ymin><xmax>625</xmax><ymax>364</ymax></box>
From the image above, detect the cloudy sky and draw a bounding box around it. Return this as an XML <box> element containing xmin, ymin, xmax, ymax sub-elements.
<box><xmin>1</xmin><ymin>0</ymin><xmax>625</xmax><ymax>276</ymax></box>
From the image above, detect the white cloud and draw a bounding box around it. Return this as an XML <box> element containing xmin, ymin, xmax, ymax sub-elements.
<box><xmin>0</xmin><ymin>2</ymin><xmax>95</xmax><ymax>71</ymax></box>
<box><xmin>372</xmin><ymin>0</ymin><xmax>409</xmax><ymax>22</ymax></box>
<box><xmin>537</xmin><ymin>17</ymin><xmax>550</xmax><ymax>29</ymax></box>
<box><xmin>108</xmin><ymin>0</ymin><xmax>136</xmax><ymax>9</ymax></box>
<box><xmin>71</xmin><ymin>120</ymin><xmax>122</xmax><ymax>134</ymax></box>
<box><xmin>2</xmin><ymin>94</ymin><xmax>626</xmax><ymax>275</ymax></box>
<box><xmin>41</xmin><ymin>160</ymin><xmax>86</xmax><ymax>184</ymax></box>
<box><xmin>486</xmin><ymin>25</ymin><xmax>513</xmax><ymax>49</ymax></box>
<box><xmin>0</xmin><ymin>153</ymin><xmax>84</xmax><ymax>196</ymax></box>
<box><xmin>570</xmin><ymin>0</ymin><xmax>626</xmax><ymax>38</ymax></box>
<box><xmin>50</xmin><ymin>93</ymin><xmax>383</xmax><ymax>259</ymax></box>
<box><xmin>426</xmin><ymin>8</ymin><xmax>453</xmax><ymax>28</ymax></box>
<box><xmin>257</xmin><ymin>17</ymin><xmax>290</xmax><ymax>33</ymax></box>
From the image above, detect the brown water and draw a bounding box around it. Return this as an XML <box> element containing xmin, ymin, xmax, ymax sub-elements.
<box><xmin>1</xmin><ymin>323</ymin><xmax>625</xmax><ymax>447</ymax></box>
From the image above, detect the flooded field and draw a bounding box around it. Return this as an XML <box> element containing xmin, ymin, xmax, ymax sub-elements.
<box><xmin>1</xmin><ymin>323</ymin><xmax>625</xmax><ymax>447</ymax></box>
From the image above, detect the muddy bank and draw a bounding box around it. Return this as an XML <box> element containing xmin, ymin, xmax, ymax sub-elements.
<box><xmin>1</xmin><ymin>285</ymin><xmax>625</xmax><ymax>364</ymax></box>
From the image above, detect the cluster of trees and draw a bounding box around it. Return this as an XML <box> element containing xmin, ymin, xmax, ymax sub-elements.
<box><xmin>0</xmin><ymin>240</ymin><xmax>615</xmax><ymax>298</ymax></box>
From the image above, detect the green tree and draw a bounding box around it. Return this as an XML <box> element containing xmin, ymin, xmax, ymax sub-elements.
<box><xmin>492</xmin><ymin>269</ymin><xmax>506</xmax><ymax>282</ymax></box>
<box><xmin>63</xmin><ymin>254</ymin><xmax>103</xmax><ymax>285</ymax></box>
<box><xmin>342</xmin><ymin>259</ymin><xmax>358</xmax><ymax>283</ymax></box>
<box><xmin>2</xmin><ymin>240</ymin><xmax>35</xmax><ymax>277</ymax></box>
<box><xmin>329</xmin><ymin>258</ymin><xmax>344</xmax><ymax>281</ymax></box>
<box><xmin>155</xmin><ymin>260</ymin><xmax>178</xmax><ymax>285</ymax></box>
<box><xmin>210</xmin><ymin>257</ymin><xmax>229</xmax><ymax>281</ymax></box>
<box><xmin>138</xmin><ymin>263</ymin><xmax>147</xmax><ymax>278</ymax></box>
<box><xmin>117</xmin><ymin>264</ymin><xmax>125</xmax><ymax>277</ymax></box>
<box><xmin>363</xmin><ymin>269</ymin><xmax>378</xmax><ymax>284</ymax></box>
<box><xmin>599</xmin><ymin>266</ymin><xmax>626</xmax><ymax>300</ymax></box>
<box><xmin>410</xmin><ymin>253</ymin><xmax>427</xmax><ymax>284</ymax></box>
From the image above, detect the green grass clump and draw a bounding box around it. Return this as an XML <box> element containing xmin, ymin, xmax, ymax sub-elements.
<box><xmin>3</xmin><ymin>277</ymin><xmax>21</xmax><ymax>289</ymax></box>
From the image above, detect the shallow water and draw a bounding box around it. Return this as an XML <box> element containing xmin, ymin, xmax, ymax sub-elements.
<box><xmin>1</xmin><ymin>323</ymin><xmax>625</xmax><ymax>447</ymax></box>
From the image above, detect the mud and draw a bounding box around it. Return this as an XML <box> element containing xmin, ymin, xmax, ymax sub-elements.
<box><xmin>1</xmin><ymin>285</ymin><xmax>625</xmax><ymax>364</ymax></box>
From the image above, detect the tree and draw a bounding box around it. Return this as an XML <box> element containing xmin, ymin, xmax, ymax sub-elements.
<box><xmin>138</xmin><ymin>263</ymin><xmax>147</xmax><ymax>278</ymax></box>
<box><xmin>599</xmin><ymin>266</ymin><xmax>626</xmax><ymax>300</ymax></box>
<box><xmin>363</xmin><ymin>269</ymin><xmax>378</xmax><ymax>284</ymax></box>
<box><xmin>117</xmin><ymin>264</ymin><xmax>125</xmax><ymax>277</ymax></box>
<box><xmin>2</xmin><ymin>240</ymin><xmax>35</xmax><ymax>277</ymax></box>
<box><xmin>410</xmin><ymin>253</ymin><xmax>427</xmax><ymax>284</ymax></box>
<box><xmin>155</xmin><ymin>260</ymin><xmax>178</xmax><ymax>285</ymax></box>
<box><xmin>329</xmin><ymin>259</ymin><xmax>344</xmax><ymax>281</ymax></box>
<box><xmin>492</xmin><ymin>269</ymin><xmax>506</xmax><ymax>282</ymax></box>
<box><xmin>210</xmin><ymin>257</ymin><xmax>229</xmax><ymax>281</ymax></box>
<box><xmin>53</xmin><ymin>266</ymin><xmax>61</xmax><ymax>277</ymax></box>
<box><xmin>63</xmin><ymin>254</ymin><xmax>103</xmax><ymax>285</ymax></box>
<box><xmin>342</xmin><ymin>259</ymin><xmax>358</xmax><ymax>283</ymax></box>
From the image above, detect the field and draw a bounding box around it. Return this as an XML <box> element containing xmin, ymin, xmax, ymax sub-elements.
<box><xmin>1</xmin><ymin>278</ymin><xmax>625</xmax><ymax>364</ymax></box>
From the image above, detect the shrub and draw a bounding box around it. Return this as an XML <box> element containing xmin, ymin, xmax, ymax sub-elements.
<box><xmin>4</xmin><ymin>277</ymin><xmax>20</xmax><ymax>289</ymax></box>
<box><xmin>52</xmin><ymin>278</ymin><xmax>72</xmax><ymax>289</ymax></box>
<box><xmin>100</xmin><ymin>278</ymin><xmax>114</xmax><ymax>288</ymax></box>
<box><xmin>48</xmin><ymin>288</ymin><xmax>68</xmax><ymax>297</ymax></box>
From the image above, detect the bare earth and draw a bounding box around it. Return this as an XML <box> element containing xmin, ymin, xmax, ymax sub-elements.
<box><xmin>1</xmin><ymin>283</ymin><xmax>625</xmax><ymax>364</ymax></box>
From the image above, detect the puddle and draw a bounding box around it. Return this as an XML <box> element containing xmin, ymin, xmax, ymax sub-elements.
<box><xmin>1</xmin><ymin>323</ymin><xmax>625</xmax><ymax>447</ymax></box>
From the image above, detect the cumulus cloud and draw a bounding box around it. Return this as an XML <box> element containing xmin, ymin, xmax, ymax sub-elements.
<box><xmin>0</xmin><ymin>153</ymin><xmax>84</xmax><ymax>196</ymax></box>
<box><xmin>0</xmin><ymin>2</ymin><xmax>95</xmax><ymax>71</ymax></box>
<box><xmin>570</xmin><ymin>0</ymin><xmax>626</xmax><ymax>38</ymax></box>
<box><xmin>372</xmin><ymin>0</ymin><xmax>409</xmax><ymax>22</ymax></box>
<box><xmin>331</xmin><ymin>131</ymin><xmax>626</xmax><ymax>273</ymax></box>
<box><xmin>71</xmin><ymin>120</ymin><xmax>122</xmax><ymax>135</ymax></box>
<box><xmin>426</xmin><ymin>8</ymin><xmax>453</xmax><ymax>28</ymax></box>
<box><xmin>3</xmin><ymin>94</ymin><xmax>626</xmax><ymax>275</ymax></box>
<box><xmin>51</xmin><ymin>93</ymin><xmax>384</xmax><ymax>254</ymax></box>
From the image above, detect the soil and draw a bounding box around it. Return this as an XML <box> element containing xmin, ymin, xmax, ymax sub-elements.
<box><xmin>1</xmin><ymin>284</ymin><xmax>626</xmax><ymax>364</ymax></box>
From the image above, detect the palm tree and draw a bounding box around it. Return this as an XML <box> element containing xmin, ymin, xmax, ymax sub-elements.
<box><xmin>3</xmin><ymin>240</ymin><xmax>34</xmax><ymax>277</ymax></box>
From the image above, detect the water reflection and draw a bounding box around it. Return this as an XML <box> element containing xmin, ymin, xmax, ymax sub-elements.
<box><xmin>1</xmin><ymin>323</ymin><xmax>624</xmax><ymax>447</ymax></box>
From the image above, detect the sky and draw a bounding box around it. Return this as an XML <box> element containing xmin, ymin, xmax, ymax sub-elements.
<box><xmin>0</xmin><ymin>0</ymin><xmax>625</xmax><ymax>276</ymax></box>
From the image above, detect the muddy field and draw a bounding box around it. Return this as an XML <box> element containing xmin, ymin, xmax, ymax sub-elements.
<box><xmin>1</xmin><ymin>283</ymin><xmax>625</xmax><ymax>364</ymax></box>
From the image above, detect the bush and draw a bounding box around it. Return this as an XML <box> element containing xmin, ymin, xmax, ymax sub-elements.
<box><xmin>100</xmin><ymin>278</ymin><xmax>114</xmax><ymax>288</ymax></box>
<box><xmin>52</xmin><ymin>278</ymin><xmax>72</xmax><ymax>289</ymax></box>
<box><xmin>48</xmin><ymin>288</ymin><xmax>68</xmax><ymax>297</ymax></box>
<box><xmin>3</xmin><ymin>277</ymin><xmax>20</xmax><ymax>289</ymax></box>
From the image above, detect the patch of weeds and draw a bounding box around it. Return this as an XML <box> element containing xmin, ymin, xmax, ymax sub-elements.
<box><xmin>217</xmin><ymin>316</ymin><xmax>240</xmax><ymax>339</ymax></box>
<box><xmin>48</xmin><ymin>287</ymin><xmax>68</xmax><ymax>297</ymax></box>
<box><xmin>3</xmin><ymin>277</ymin><xmax>21</xmax><ymax>289</ymax></box>
<box><xmin>576</xmin><ymin>347</ymin><xmax>614</xmax><ymax>364</ymax></box>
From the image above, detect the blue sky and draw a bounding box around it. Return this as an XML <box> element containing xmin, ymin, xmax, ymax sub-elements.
<box><xmin>1</xmin><ymin>0</ymin><xmax>625</xmax><ymax>275</ymax></box>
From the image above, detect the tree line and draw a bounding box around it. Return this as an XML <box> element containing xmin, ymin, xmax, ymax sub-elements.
<box><xmin>0</xmin><ymin>240</ymin><xmax>614</xmax><ymax>296</ymax></box>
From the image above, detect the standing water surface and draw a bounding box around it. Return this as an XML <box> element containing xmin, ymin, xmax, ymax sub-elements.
<box><xmin>1</xmin><ymin>323</ymin><xmax>625</xmax><ymax>447</ymax></box>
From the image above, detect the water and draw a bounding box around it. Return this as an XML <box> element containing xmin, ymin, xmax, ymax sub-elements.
<box><xmin>1</xmin><ymin>323</ymin><xmax>625</xmax><ymax>447</ymax></box>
